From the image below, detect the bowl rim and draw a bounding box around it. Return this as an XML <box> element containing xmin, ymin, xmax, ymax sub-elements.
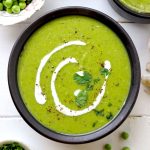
<box><xmin>8</xmin><ymin>6</ymin><xmax>141</xmax><ymax>144</ymax></box>
<box><xmin>110</xmin><ymin>0</ymin><xmax>150</xmax><ymax>22</ymax></box>
<box><xmin>113</xmin><ymin>0</ymin><xmax>150</xmax><ymax>18</ymax></box>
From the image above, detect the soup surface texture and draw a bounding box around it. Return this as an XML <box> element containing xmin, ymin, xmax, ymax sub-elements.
<box><xmin>120</xmin><ymin>0</ymin><xmax>150</xmax><ymax>13</ymax></box>
<box><xmin>17</xmin><ymin>15</ymin><xmax>131</xmax><ymax>134</ymax></box>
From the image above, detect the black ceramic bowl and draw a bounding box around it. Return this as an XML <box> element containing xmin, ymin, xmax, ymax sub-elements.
<box><xmin>8</xmin><ymin>7</ymin><xmax>141</xmax><ymax>144</ymax></box>
<box><xmin>109</xmin><ymin>0</ymin><xmax>150</xmax><ymax>23</ymax></box>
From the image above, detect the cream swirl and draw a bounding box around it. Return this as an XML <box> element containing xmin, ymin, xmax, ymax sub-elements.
<box><xmin>34</xmin><ymin>40</ymin><xmax>111</xmax><ymax>116</ymax></box>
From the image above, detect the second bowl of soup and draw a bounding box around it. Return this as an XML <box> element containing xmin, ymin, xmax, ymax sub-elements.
<box><xmin>109</xmin><ymin>0</ymin><xmax>150</xmax><ymax>23</ymax></box>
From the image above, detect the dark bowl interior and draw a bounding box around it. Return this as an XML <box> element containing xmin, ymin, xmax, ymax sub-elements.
<box><xmin>109</xmin><ymin>0</ymin><xmax>150</xmax><ymax>23</ymax></box>
<box><xmin>8</xmin><ymin>6</ymin><xmax>141</xmax><ymax>144</ymax></box>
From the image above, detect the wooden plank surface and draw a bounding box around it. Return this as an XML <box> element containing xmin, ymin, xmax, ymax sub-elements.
<box><xmin>0</xmin><ymin>117</ymin><xmax>150</xmax><ymax>150</ymax></box>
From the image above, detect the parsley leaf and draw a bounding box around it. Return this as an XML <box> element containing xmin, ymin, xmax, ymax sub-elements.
<box><xmin>73</xmin><ymin>71</ymin><xmax>92</xmax><ymax>85</ymax></box>
<box><xmin>100</xmin><ymin>68</ymin><xmax>110</xmax><ymax>76</ymax></box>
<box><xmin>86</xmin><ymin>83</ymin><xmax>94</xmax><ymax>91</ymax></box>
<box><xmin>75</xmin><ymin>90</ymin><xmax>88</xmax><ymax>107</ymax></box>
<box><xmin>106</xmin><ymin>112</ymin><xmax>114</xmax><ymax>120</ymax></box>
<box><xmin>93</xmin><ymin>78</ymin><xmax>100</xmax><ymax>84</ymax></box>
<box><xmin>86</xmin><ymin>78</ymin><xmax>100</xmax><ymax>91</ymax></box>
<box><xmin>0</xmin><ymin>142</ymin><xmax>25</xmax><ymax>150</ymax></box>
<box><xmin>93</xmin><ymin>109</ymin><xmax>104</xmax><ymax>116</ymax></box>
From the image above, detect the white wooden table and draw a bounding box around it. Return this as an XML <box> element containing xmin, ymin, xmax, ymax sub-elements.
<box><xmin>0</xmin><ymin>0</ymin><xmax>150</xmax><ymax>150</ymax></box>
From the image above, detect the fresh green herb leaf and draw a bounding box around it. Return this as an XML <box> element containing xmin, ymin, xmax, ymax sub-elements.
<box><xmin>0</xmin><ymin>142</ymin><xmax>25</xmax><ymax>150</ymax></box>
<box><xmin>75</xmin><ymin>90</ymin><xmax>88</xmax><ymax>107</ymax></box>
<box><xmin>100</xmin><ymin>68</ymin><xmax>110</xmax><ymax>76</ymax></box>
<box><xmin>93</xmin><ymin>78</ymin><xmax>100</xmax><ymax>84</ymax></box>
<box><xmin>106</xmin><ymin>112</ymin><xmax>114</xmax><ymax>120</ymax></box>
<box><xmin>94</xmin><ymin>109</ymin><xmax>104</xmax><ymax>116</ymax></box>
<box><xmin>92</xmin><ymin>121</ymin><xmax>98</xmax><ymax>127</ymax></box>
<box><xmin>86</xmin><ymin>78</ymin><xmax>100</xmax><ymax>91</ymax></box>
<box><xmin>86</xmin><ymin>83</ymin><xmax>94</xmax><ymax>91</ymax></box>
<box><xmin>73</xmin><ymin>71</ymin><xmax>92</xmax><ymax>85</ymax></box>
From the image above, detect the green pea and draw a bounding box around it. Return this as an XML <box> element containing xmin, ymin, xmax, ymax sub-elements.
<box><xmin>104</xmin><ymin>144</ymin><xmax>112</xmax><ymax>150</ymax></box>
<box><xmin>121</xmin><ymin>132</ymin><xmax>129</xmax><ymax>140</ymax></box>
<box><xmin>4</xmin><ymin>0</ymin><xmax>13</xmax><ymax>8</ymax></box>
<box><xmin>2</xmin><ymin>2</ymin><xmax>6</xmax><ymax>11</ymax></box>
<box><xmin>13</xmin><ymin>1</ymin><xmax>18</xmax><ymax>5</ymax></box>
<box><xmin>12</xmin><ymin>5</ymin><xmax>20</xmax><ymax>13</ymax></box>
<box><xmin>122</xmin><ymin>146</ymin><xmax>130</xmax><ymax>150</ymax></box>
<box><xmin>19</xmin><ymin>2</ymin><xmax>26</xmax><ymax>9</ymax></box>
<box><xmin>0</xmin><ymin>3</ymin><xmax>3</xmax><ymax>10</ymax></box>
<box><xmin>26</xmin><ymin>0</ymin><xmax>31</xmax><ymax>5</ymax></box>
<box><xmin>19</xmin><ymin>0</ymin><xmax>26</xmax><ymax>2</ymax></box>
<box><xmin>2</xmin><ymin>0</ymin><xmax>5</xmax><ymax>5</ymax></box>
<box><xmin>6</xmin><ymin>7</ymin><xmax>12</xmax><ymax>13</ymax></box>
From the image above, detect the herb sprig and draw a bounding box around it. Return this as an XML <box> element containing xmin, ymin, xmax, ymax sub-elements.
<box><xmin>73</xmin><ymin>71</ymin><xmax>101</xmax><ymax>107</ymax></box>
<box><xmin>75</xmin><ymin>90</ymin><xmax>88</xmax><ymax>107</ymax></box>
<box><xmin>73</xmin><ymin>64</ymin><xmax>111</xmax><ymax>108</ymax></box>
<box><xmin>0</xmin><ymin>142</ymin><xmax>25</xmax><ymax>150</ymax></box>
<box><xmin>73</xmin><ymin>71</ymin><xmax>92</xmax><ymax>85</ymax></box>
<box><xmin>100</xmin><ymin>68</ymin><xmax>110</xmax><ymax>76</ymax></box>
<box><xmin>93</xmin><ymin>109</ymin><xmax>104</xmax><ymax>116</ymax></box>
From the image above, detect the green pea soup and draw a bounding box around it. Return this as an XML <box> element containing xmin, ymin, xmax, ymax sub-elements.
<box><xmin>120</xmin><ymin>0</ymin><xmax>150</xmax><ymax>13</ymax></box>
<box><xmin>17</xmin><ymin>15</ymin><xmax>131</xmax><ymax>134</ymax></box>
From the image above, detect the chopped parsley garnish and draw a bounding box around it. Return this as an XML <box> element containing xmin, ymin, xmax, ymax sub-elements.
<box><xmin>73</xmin><ymin>67</ymin><xmax>110</xmax><ymax>107</ymax></box>
<box><xmin>106</xmin><ymin>112</ymin><xmax>114</xmax><ymax>120</ymax></box>
<box><xmin>86</xmin><ymin>83</ymin><xmax>94</xmax><ymax>91</ymax></box>
<box><xmin>75</xmin><ymin>90</ymin><xmax>88</xmax><ymax>107</ymax></box>
<box><xmin>73</xmin><ymin>71</ymin><xmax>92</xmax><ymax>84</ymax></box>
<box><xmin>94</xmin><ymin>109</ymin><xmax>104</xmax><ymax>116</ymax></box>
<box><xmin>93</xmin><ymin>78</ymin><xmax>100</xmax><ymax>84</ymax></box>
<box><xmin>100</xmin><ymin>68</ymin><xmax>110</xmax><ymax>76</ymax></box>
<box><xmin>92</xmin><ymin>121</ymin><xmax>98</xmax><ymax>127</ymax></box>
<box><xmin>0</xmin><ymin>142</ymin><xmax>25</xmax><ymax>150</ymax></box>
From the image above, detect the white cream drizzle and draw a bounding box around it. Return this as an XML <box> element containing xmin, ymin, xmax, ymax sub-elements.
<box><xmin>35</xmin><ymin>40</ymin><xmax>86</xmax><ymax>104</ymax></box>
<box><xmin>74</xmin><ymin>89</ymin><xmax>82</xmax><ymax>97</ymax></box>
<box><xmin>50</xmin><ymin>59</ymin><xmax>111</xmax><ymax>116</ymax></box>
<box><xmin>76</xmin><ymin>71</ymin><xmax>84</xmax><ymax>76</ymax></box>
<box><xmin>34</xmin><ymin>40</ymin><xmax>111</xmax><ymax>117</ymax></box>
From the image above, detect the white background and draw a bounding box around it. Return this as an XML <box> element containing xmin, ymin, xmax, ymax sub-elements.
<box><xmin>0</xmin><ymin>0</ymin><xmax>150</xmax><ymax>149</ymax></box>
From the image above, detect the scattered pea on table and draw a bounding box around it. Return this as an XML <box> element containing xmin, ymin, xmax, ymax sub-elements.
<box><xmin>104</xmin><ymin>144</ymin><xmax>112</xmax><ymax>150</ymax></box>
<box><xmin>122</xmin><ymin>146</ymin><xmax>130</xmax><ymax>150</ymax></box>
<box><xmin>121</xmin><ymin>131</ymin><xmax>129</xmax><ymax>140</ymax></box>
